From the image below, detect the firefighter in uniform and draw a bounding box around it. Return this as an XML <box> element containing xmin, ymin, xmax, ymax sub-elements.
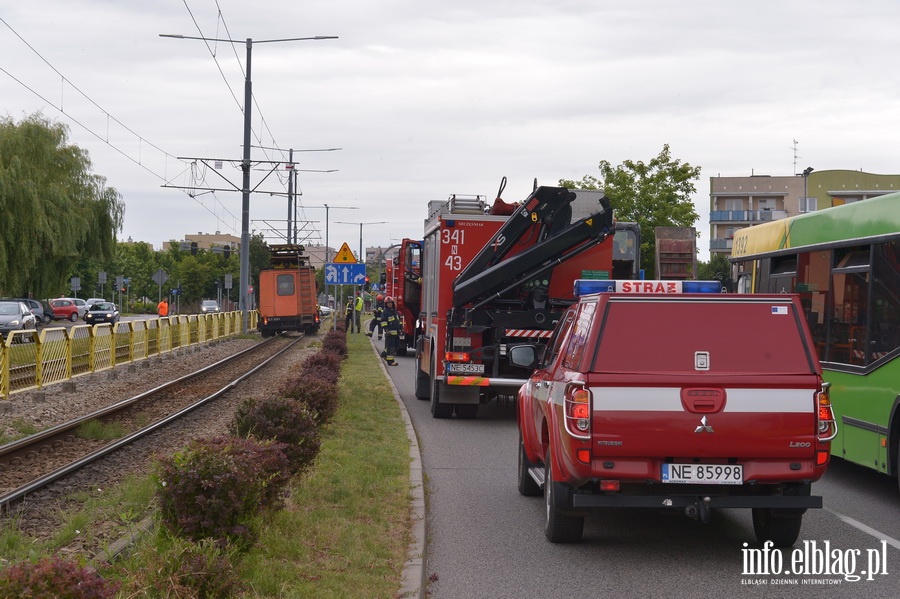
<box><xmin>344</xmin><ymin>297</ymin><xmax>354</xmax><ymax>331</ymax></box>
<box><xmin>380</xmin><ymin>296</ymin><xmax>400</xmax><ymax>366</ymax></box>
<box><xmin>366</xmin><ymin>294</ymin><xmax>385</xmax><ymax>340</ymax></box>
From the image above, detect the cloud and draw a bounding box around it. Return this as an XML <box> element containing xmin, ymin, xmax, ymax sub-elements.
<box><xmin>3</xmin><ymin>0</ymin><xmax>900</xmax><ymax>262</ymax></box>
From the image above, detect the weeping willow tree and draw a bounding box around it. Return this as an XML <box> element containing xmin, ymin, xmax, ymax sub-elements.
<box><xmin>0</xmin><ymin>114</ymin><xmax>124</xmax><ymax>297</ymax></box>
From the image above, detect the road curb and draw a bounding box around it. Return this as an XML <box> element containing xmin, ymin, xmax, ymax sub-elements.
<box><xmin>369</xmin><ymin>335</ymin><xmax>426</xmax><ymax>599</ymax></box>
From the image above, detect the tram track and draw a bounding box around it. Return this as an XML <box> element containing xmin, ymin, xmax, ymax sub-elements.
<box><xmin>0</xmin><ymin>334</ymin><xmax>305</xmax><ymax>511</ymax></box>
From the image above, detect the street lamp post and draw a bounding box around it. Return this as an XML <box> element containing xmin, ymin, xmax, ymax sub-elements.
<box><xmin>802</xmin><ymin>166</ymin><xmax>814</xmax><ymax>212</ymax></box>
<box><xmin>335</xmin><ymin>221</ymin><xmax>388</xmax><ymax>269</ymax></box>
<box><xmin>305</xmin><ymin>205</ymin><xmax>357</xmax><ymax>329</ymax></box>
<box><xmin>160</xmin><ymin>33</ymin><xmax>337</xmax><ymax>332</ymax></box>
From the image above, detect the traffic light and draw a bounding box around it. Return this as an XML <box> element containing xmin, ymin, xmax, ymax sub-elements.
<box><xmin>364</xmin><ymin>275</ymin><xmax>370</xmax><ymax>291</ymax></box>
<box><xmin>113</xmin><ymin>282</ymin><xmax>118</xmax><ymax>292</ymax></box>
<box><xmin>191</xmin><ymin>242</ymin><xmax>198</xmax><ymax>255</ymax></box>
<box><xmin>224</xmin><ymin>245</ymin><xmax>231</xmax><ymax>259</ymax></box>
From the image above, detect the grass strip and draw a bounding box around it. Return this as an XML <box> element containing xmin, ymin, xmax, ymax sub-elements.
<box><xmin>235</xmin><ymin>331</ymin><xmax>411</xmax><ymax>598</ymax></box>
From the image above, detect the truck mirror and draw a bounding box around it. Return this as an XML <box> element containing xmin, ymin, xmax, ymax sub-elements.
<box><xmin>508</xmin><ymin>345</ymin><xmax>538</xmax><ymax>369</ymax></box>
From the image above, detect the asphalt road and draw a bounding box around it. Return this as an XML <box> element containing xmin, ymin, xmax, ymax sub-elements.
<box><xmin>379</xmin><ymin>342</ymin><xmax>900</xmax><ymax>599</ymax></box>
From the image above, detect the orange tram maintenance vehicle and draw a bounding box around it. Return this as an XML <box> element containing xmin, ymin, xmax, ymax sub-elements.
<box><xmin>258</xmin><ymin>244</ymin><xmax>320</xmax><ymax>337</ymax></box>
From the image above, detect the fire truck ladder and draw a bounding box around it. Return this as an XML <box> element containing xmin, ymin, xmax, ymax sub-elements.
<box><xmin>452</xmin><ymin>193</ymin><xmax>614</xmax><ymax>310</ymax></box>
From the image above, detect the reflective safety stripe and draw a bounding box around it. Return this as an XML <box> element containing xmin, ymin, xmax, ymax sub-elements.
<box><xmin>588</xmin><ymin>387</ymin><xmax>814</xmax><ymax>413</ymax></box>
<box><xmin>446</xmin><ymin>376</ymin><xmax>490</xmax><ymax>386</ymax></box>
<box><xmin>504</xmin><ymin>329</ymin><xmax>552</xmax><ymax>338</ymax></box>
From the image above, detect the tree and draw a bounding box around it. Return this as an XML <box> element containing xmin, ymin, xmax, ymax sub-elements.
<box><xmin>248</xmin><ymin>234</ymin><xmax>271</xmax><ymax>290</ymax></box>
<box><xmin>698</xmin><ymin>253</ymin><xmax>735</xmax><ymax>291</ymax></box>
<box><xmin>559</xmin><ymin>144</ymin><xmax>700</xmax><ymax>278</ymax></box>
<box><xmin>0</xmin><ymin>114</ymin><xmax>124</xmax><ymax>297</ymax></box>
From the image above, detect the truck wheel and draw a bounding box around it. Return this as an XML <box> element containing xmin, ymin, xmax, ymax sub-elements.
<box><xmin>518</xmin><ymin>434</ymin><xmax>541</xmax><ymax>497</ymax></box>
<box><xmin>752</xmin><ymin>509</ymin><xmax>803</xmax><ymax>548</ymax></box>
<box><xmin>430</xmin><ymin>362</ymin><xmax>453</xmax><ymax>419</ymax></box>
<box><xmin>543</xmin><ymin>449</ymin><xmax>584</xmax><ymax>543</ymax></box>
<box><xmin>454</xmin><ymin>404</ymin><xmax>479</xmax><ymax>419</ymax></box>
<box><xmin>414</xmin><ymin>353</ymin><xmax>430</xmax><ymax>400</ymax></box>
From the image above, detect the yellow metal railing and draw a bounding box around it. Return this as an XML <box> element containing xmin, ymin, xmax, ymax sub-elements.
<box><xmin>0</xmin><ymin>311</ymin><xmax>256</xmax><ymax>399</ymax></box>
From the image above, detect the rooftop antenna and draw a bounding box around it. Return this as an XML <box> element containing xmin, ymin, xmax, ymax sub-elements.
<box><xmin>792</xmin><ymin>139</ymin><xmax>799</xmax><ymax>175</ymax></box>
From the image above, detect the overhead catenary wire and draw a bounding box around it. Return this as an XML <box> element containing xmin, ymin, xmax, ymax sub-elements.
<box><xmin>0</xmin><ymin>14</ymin><xmax>241</xmax><ymax>237</ymax></box>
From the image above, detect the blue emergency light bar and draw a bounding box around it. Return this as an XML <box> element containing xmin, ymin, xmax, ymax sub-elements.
<box><xmin>573</xmin><ymin>279</ymin><xmax>722</xmax><ymax>297</ymax></box>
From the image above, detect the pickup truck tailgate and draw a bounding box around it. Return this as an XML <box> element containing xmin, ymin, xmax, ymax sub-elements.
<box><xmin>588</xmin><ymin>295</ymin><xmax>821</xmax><ymax>460</ymax></box>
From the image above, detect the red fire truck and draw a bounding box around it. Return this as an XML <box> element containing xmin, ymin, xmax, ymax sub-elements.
<box><xmin>414</xmin><ymin>183</ymin><xmax>640</xmax><ymax>418</ymax></box>
<box><xmin>384</xmin><ymin>238</ymin><xmax>423</xmax><ymax>356</ymax></box>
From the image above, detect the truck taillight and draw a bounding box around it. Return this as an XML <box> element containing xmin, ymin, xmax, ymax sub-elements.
<box><xmin>816</xmin><ymin>383</ymin><xmax>837</xmax><ymax>442</ymax></box>
<box><xmin>445</xmin><ymin>351</ymin><xmax>470</xmax><ymax>362</ymax></box>
<box><xmin>564</xmin><ymin>383</ymin><xmax>591</xmax><ymax>439</ymax></box>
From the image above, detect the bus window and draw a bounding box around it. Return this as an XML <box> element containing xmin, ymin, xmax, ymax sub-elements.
<box><xmin>767</xmin><ymin>254</ymin><xmax>797</xmax><ymax>293</ymax></box>
<box><xmin>826</xmin><ymin>248</ymin><xmax>865</xmax><ymax>362</ymax></box>
<box><xmin>870</xmin><ymin>240</ymin><xmax>900</xmax><ymax>361</ymax></box>
<box><xmin>796</xmin><ymin>250</ymin><xmax>831</xmax><ymax>353</ymax></box>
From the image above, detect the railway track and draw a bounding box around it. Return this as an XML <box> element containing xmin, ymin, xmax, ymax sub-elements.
<box><xmin>0</xmin><ymin>334</ymin><xmax>304</xmax><ymax>511</ymax></box>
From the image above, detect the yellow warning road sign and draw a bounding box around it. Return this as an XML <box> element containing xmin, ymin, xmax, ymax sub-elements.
<box><xmin>334</xmin><ymin>242</ymin><xmax>357</xmax><ymax>263</ymax></box>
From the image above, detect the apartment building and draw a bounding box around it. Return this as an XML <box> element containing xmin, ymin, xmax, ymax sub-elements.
<box><xmin>709</xmin><ymin>169</ymin><xmax>900</xmax><ymax>259</ymax></box>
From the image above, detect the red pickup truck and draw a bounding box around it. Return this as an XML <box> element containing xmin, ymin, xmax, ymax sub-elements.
<box><xmin>512</xmin><ymin>280</ymin><xmax>836</xmax><ymax>545</ymax></box>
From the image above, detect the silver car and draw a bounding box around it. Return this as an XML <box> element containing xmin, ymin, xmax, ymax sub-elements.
<box><xmin>0</xmin><ymin>301</ymin><xmax>37</xmax><ymax>338</ymax></box>
<box><xmin>200</xmin><ymin>300</ymin><xmax>220</xmax><ymax>314</ymax></box>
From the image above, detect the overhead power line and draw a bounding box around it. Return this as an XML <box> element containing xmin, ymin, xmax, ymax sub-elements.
<box><xmin>0</xmin><ymin>14</ymin><xmax>246</xmax><ymax>237</ymax></box>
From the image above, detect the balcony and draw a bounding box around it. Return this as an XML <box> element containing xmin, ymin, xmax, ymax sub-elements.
<box><xmin>709</xmin><ymin>238</ymin><xmax>733</xmax><ymax>251</ymax></box>
<box><xmin>709</xmin><ymin>209</ymin><xmax>788</xmax><ymax>223</ymax></box>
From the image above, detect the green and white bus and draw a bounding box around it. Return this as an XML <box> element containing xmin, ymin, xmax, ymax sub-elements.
<box><xmin>730</xmin><ymin>192</ymin><xmax>900</xmax><ymax>490</ymax></box>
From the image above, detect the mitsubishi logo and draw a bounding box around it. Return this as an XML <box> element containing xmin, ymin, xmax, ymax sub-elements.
<box><xmin>694</xmin><ymin>415</ymin><xmax>714</xmax><ymax>433</ymax></box>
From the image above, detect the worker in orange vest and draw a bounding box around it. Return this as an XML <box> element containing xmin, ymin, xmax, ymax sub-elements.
<box><xmin>157</xmin><ymin>297</ymin><xmax>169</xmax><ymax>318</ymax></box>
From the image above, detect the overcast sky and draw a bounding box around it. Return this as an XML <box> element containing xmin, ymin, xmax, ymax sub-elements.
<box><xmin>3</xmin><ymin>1</ymin><xmax>899</xmax><ymax>261</ymax></box>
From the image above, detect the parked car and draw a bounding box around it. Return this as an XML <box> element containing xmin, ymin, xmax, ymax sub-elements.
<box><xmin>84</xmin><ymin>302</ymin><xmax>120</xmax><ymax>325</ymax></box>
<box><xmin>85</xmin><ymin>297</ymin><xmax>106</xmax><ymax>308</ymax></box>
<box><xmin>0</xmin><ymin>300</ymin><xmax>37</xmax><ymax>338</ymax></box>
<box><xmin>71</xmin><ymin>298</ymin><xmax>88</xmax><ymax>320</ymax></box>
<box><xmin>49</xmin><ymin>298</ymin><xmax>81</xmax><ymax>322</ymax></box>
<box><xmin>200</xmin><ymin>300</ymin><xmax>220</xmax><ymax>314</ymax></box>
<box><xmin>41</xmin><ymin>300</ymin><xmax>56</xmax><ymax>322</ymax></box>
<box><xmin>0</xmin><ymin>298</ymin><xmax>49</xmax><ymax>324</ymax></box>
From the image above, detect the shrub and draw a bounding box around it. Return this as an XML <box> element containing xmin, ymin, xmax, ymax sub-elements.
<box><xmin>119</xmin><ymin>535</ymin><xmax>242</xmax><ymax>599</ymax></box>
<box><xmin>302</xmin><ymin>349</ymin><xmax>343</xmax><ymax>374</ymax></box>
<box><xmin>231</xmin><ymin>396</ymin><xmax>321</xmax><ymax>475</ymax></box>
<box><xmin>279</xmin><ymin>375</ymin><xmax>340</xmax><ymax>425</ymax></box>
<box><xmin>322</xmin><ymin>329</ymin><xmax>348</xmax><ymax>358</ymax></box>
<box><xmin>155</xmin><ymin>436</ymin><xmax>291</xmax><ymax>547</ymax></box>
<box><xmin>301</xmin><ymin>364</ymin><xmax>340</xmax><ymax>386</ymax></box>
<box><xmin>0</xmin><ymin>555</ymin><xmax>119</xmax><ymax>598</ymax></box>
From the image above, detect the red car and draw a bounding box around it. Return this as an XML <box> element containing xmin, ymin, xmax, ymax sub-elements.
<box><xmin>49</xmin><ymin>298</ymin><xmax>82</xmax><ymax>322</ymax></box>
